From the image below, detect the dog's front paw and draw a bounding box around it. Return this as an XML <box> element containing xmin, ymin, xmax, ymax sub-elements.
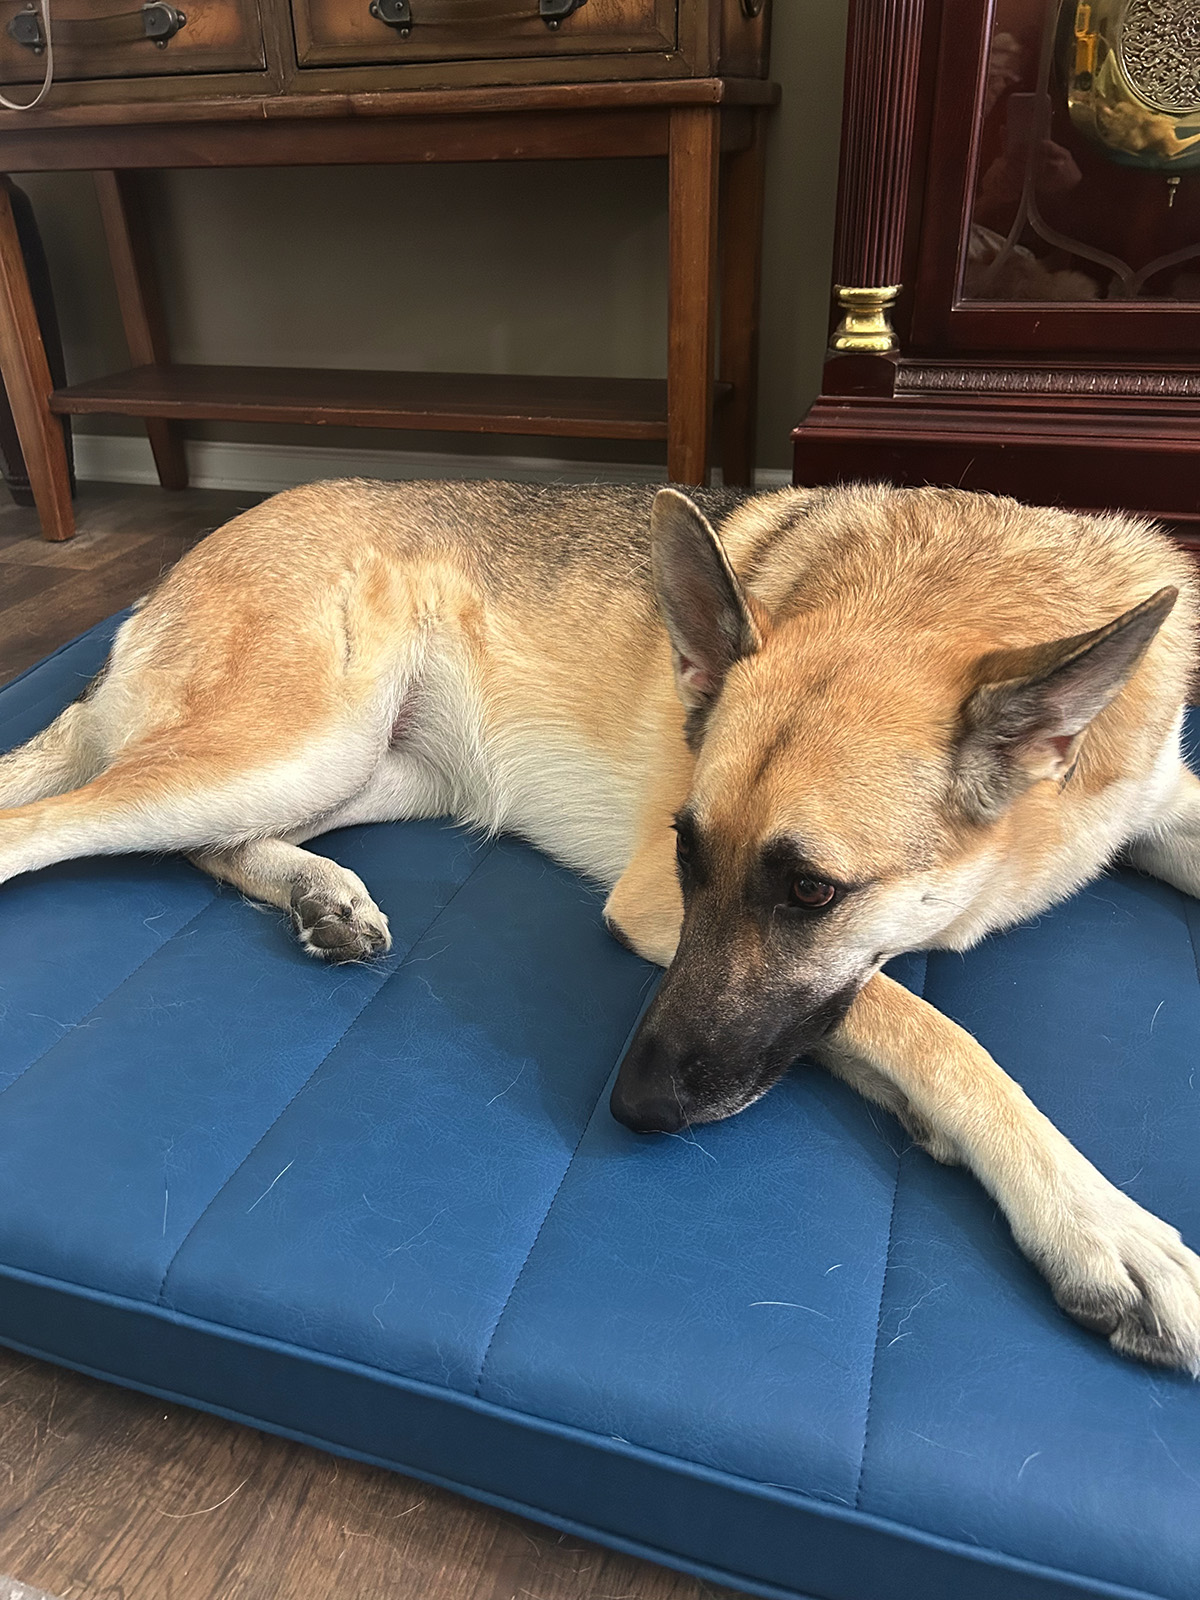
<box><xmin>290</xmin><ymin>873</ymin><xmax>392</xmax><ymax>964</ymax></box>
<box><xmin>893</xmin><ymin>1104</ymin><xmax>960</xmax><ymax>1166</ymax></box>
<box><xmin>1030</xmin><ymin>1183</ymin><xmax>1200</xmax><ymax>1374</ymax></box>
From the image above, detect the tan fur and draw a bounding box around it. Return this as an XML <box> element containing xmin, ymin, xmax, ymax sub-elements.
<box><xmin>2</xmin><ymin>477</ymin><xmax>1199</xmax><ymax>1371</ymax></box>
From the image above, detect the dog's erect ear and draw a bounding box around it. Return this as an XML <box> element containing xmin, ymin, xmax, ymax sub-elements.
<box><xmin>651</xmin><ymin>488</ymin><xmax>763</xmax><ymax>711</ymax></box>
<box><xmin>952</xmin><ymin>586</ymin><xmax>1178</xmax><ymax>819</ymax></box>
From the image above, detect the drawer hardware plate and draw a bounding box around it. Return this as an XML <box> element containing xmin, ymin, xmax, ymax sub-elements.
<box><xmin>540</xmin><ymin>0</ymin><xmax>586</xmax><ymax>24</ymax></box>
<box><xmin>367</xmin><ymin>0</ymin><xmax>410</xmax><ymax>30</ymax></box>
<box><xmin>366</xmin><ymin>0</ymin><xmax>587</xmax><ymax>37</ymax></box>
<box><xmin>7</xmin><ymin>0</ymin><xmax>188</xmax><ymax>50</ymax></box>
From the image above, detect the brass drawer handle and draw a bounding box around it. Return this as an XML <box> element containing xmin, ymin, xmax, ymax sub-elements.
<box><xmin>367</xmin><ymin>0</ymin><xmax>586</xmax><ymax>36</ymax></box>
<box><xmin>7</xmin><ymin>0</ymin><xmax>187</xmax><ymax>50</ymax></box>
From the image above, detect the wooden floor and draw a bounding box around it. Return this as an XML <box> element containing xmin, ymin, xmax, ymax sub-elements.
<box><xmin>0</xmin><ymin>483</ymin><xmax>746</xmax><ymax>1600</ymax></box>
<box><xmin>0</xmin><ymin>481</ymin><xmax>262</xmax><ymax>687</ymax></box>
<box><xmin>0</xmin><ymin>1346</ymin><xmax>744</xmax><ymax>1600</ymax></box>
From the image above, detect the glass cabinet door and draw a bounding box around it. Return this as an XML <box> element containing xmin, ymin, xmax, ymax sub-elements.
<box><xmin>963</xmin><ymin>0</ymin><xmax>1200</xmax><ymax>303</ymax></box>
<box><xmin>911</xmin><ymin>0</ymin><xmax>1200</xmax><ymax>351</ymax></box>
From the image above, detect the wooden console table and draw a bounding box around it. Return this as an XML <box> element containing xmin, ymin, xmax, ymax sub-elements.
<box><xmin>0</xmin><ymin>2</ymin><xmax>776</xmax><ymax>540</ymax></box>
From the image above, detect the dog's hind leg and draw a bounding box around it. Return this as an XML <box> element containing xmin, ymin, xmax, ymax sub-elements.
<box><xmin>1127</xmin><ymin>765</ymin><xmax>1200</xmax><ymax>897</ymax></box>
<box><xmin>0</xmin><ymin>730</ymin><xmax>382</xmax><ymax>891</ymax></box>
<box><xmin>0</xmin><ymin>701</ymin><xmax>106</xmax><ymax>808</ymax></box>
<box><xmin>190</xmin><ymin>838</ymin><xmax>392</xmax><ymax>963</ymax></box>
<box><xmin>190</xmin><ymin>750</ymin><xmax>450</xmax><ymax>961</ymax></box>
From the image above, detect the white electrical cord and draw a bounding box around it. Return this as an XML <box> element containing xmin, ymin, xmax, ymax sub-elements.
<box><xmin>0</xmin><ymin>0</ymin><xmax>54</xmax><ymax>111</ymax></box>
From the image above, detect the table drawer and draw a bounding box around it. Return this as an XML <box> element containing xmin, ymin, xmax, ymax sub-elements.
<box><xmin>0</xmin><ymin>0</ymin><xmax>264</xmax><ymax>82</ymax></box>
<box><xmin>292</xmin><ymin>0</ymin><xmax>675</xmax><ymax>71</ymax></box>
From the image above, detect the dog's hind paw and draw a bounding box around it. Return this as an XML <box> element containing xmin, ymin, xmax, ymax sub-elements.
<box><xmin>291</xmin><ymin>873</ymin><xmax>392</xmax><ymax>965</ymax></box>
<box><xmin>1035</xmin><ymin>1185</ymin><xmax>1200</xmax><ymax>1376</ymax></box>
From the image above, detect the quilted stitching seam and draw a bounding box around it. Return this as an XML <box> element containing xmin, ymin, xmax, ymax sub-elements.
<box><xmin>1180</xmin><ymin>896</ymin><xmax>1200</xmax><ymax>991</ymax></box>
<box><xmin>0</xmin><ymin>889</ymin><xmax>219</xmax><ymax>1103</ymax></box>
<box><xmin>852</xmin><ymin>953</ymin><xmax>930</xmax><ymax>1512</ymax></box>
<box><xmin>852</xmin><ymin>1151</ymin><xmax>902</xmax><ymax>1512</ymax></box>
<box><xmin>156</xmin><ymin>841</ymin><xmax>496</xmax><ymax>1308</ymax></box>
<box><xmin>471</xmin><ymin>1093</ymin><xmax>601</xmax><ymax>1400</ymax></box>
<box><xmin>472</xmin><ymin>990</ymin><xmax>658</xmax><ymax>1400</ymax></box>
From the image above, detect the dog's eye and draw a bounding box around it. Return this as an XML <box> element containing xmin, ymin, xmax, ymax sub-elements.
<box><xmin>674</xmin><ymin>827</ymin><xmax>694</xmax><ymax>865</ymax></box>
<box><xmin>788</xmin><ymin>876</ymin><xmax>837</xmax><ymax>911</ymax></box>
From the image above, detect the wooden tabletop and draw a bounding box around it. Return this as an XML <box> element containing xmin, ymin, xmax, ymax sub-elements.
<box><xmin>0</xmin><ymin>74</ymin><xmax>779</xmax><ymax>132</ymax></box>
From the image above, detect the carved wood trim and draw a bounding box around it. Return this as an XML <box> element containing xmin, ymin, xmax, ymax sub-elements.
<box><xmin>896</xmin><ymin>365</ymin><xmax>1200</xmax><ymax>398</ymax></box>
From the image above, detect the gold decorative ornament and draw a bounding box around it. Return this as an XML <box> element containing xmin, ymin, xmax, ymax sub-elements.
<box><xmin>830</xmin><ymin>285</ymin><xmax>901</xmax><ymax>353</ymax></box>
<box><xmin>1061</xmin><ymin>0</ymin><xmax>1200</xmax><ymax>171</ymax></box>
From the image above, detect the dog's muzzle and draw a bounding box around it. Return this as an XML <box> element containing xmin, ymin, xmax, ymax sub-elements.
<box><xmin>609</xmin><ymin>974</ymin><xmax>862</xmax><ymax>1135</ymax></box>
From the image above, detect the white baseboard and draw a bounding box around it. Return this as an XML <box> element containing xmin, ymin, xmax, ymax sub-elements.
<box><xmin>70</xmin><ymin>432</ymin><xmax>792</xmax><ymax>495</ymax></box>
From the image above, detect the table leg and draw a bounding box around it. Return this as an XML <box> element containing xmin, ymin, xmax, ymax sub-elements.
<box><xmin>667</xmin><ymin>105</ymin><xmax>720</xmax><ymax>487</ymax></box>
<box><xmin>718</xmin><ymin>109</ymin><xmax>767</xmax><ymax>488</ymax></box>
<box><xmin>95</xmin><ymin>170</ymin><xmax>188</xmax><ymax>492</ymax></box>
<box><xmin>0</xmin><ymin>177</ymin><xmax>74</xmax><ymax>542</ymax></box>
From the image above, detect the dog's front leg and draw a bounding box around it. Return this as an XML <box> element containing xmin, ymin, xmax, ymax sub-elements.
<box><xmin>814</xmin><ymin>974</ymin><xmax>1200</xmax><ymax>1373</ymax></box>
<box><xmin>603</xmin><ymin>829</ymin><xmax>682</xmax><ymax>968</ymax></box>
<box><xmin>190</xmin><ymin>839</ymin><xmax>392</xmax><ymax>964</ymax></box>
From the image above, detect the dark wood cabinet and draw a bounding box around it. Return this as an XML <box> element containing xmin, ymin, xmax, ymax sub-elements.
<box><xmin>0</xmin><ymin>1</ymin><xmax>776</xmax><ymax>540</ymax></box>
<box><xmin>792</xmin><ymin>0</ymin><xmax>1200</xmax><ymax>548</ymax></box>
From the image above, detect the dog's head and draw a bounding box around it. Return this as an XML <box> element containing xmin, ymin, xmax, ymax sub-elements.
<box><xmin>610</xmin><ymin>487</ymin><xmax>1179</xmax><ymax>1134</ymax></box>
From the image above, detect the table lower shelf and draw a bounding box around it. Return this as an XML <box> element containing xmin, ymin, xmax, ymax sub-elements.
<box><xmin>50</xmin><ymin>364</ymin><xmax>730</xmax><ymax>442</ymax></box>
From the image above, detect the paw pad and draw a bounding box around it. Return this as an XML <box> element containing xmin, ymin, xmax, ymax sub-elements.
<box><xmin>290</xmin><ymin>884</ymin><xmax>391</xmax><ymax>964</ymax></box>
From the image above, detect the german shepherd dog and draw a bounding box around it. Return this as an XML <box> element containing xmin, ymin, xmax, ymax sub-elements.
<box><xmin>3</xmin><ymin>480</ymin><xmax>1199</xmax><ymax>1373</ymax></box>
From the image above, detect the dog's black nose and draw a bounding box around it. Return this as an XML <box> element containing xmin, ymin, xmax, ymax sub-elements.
<box><xmin>609</xmin><ymin>1083</ymin><xmax>686</xmax><ymax>1135</ymax></box>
